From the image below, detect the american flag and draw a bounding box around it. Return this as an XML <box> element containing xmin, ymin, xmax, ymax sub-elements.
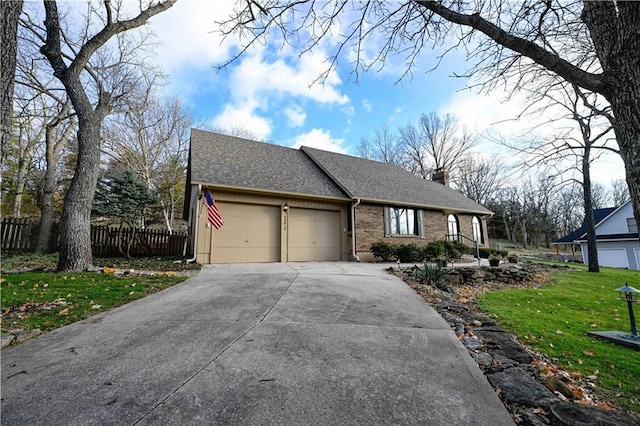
<box><xmin>202</xmin><ymin>189</ymin><xmax>224</xmax><ymax>229</ymax></box>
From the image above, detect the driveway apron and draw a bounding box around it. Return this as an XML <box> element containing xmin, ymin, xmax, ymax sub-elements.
<box><xmin>1</xmin><ymin>262</ymin><xmax>514</xmax><ymax>425</ymax></box>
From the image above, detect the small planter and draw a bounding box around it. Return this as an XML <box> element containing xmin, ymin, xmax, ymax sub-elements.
<box><xmin>489</xmin><ymin>258</ymin><xmax>501</xmax><ymax>267</ymax></box>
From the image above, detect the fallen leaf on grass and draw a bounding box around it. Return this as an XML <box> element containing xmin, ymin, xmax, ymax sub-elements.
<box><xmin>583</xmin><ymin>350</ymin><xmax>595</xmax><ymax>357</ymax></box>
<box><xmin>58</xmin><ymin>308</ymin><xmax>69</xmax><ymax>316</ymax></box>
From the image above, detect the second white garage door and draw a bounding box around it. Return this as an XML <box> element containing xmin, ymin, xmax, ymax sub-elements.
<box><xmin>212</xmin><ymin>202</ymin><xmax>280</xmax><ymax>263</ymax></box>
<box><xmin>288</xmin><ymin>208</ymin><xmax>341</xmax><ymax>261</ymax></box>
<box><xmin>597</xmin><ymin>248</ymin><xmax>628</xmax><ymax>268</ymax></box>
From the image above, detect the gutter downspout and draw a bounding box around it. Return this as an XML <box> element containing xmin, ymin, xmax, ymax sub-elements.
<box><xmin>351</xmin><ymin>198</ymin><xmax>361</xmax><ymax>262</ymax></box>
<box><xmin>186</xmin><ymin>185</ymin><xmax>202</xmax><ymax>263</ymax></box>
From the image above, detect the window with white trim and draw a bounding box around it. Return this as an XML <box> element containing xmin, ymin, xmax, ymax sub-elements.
<box><xmin>472</xmin><ymin>216</ymin><xmax>483</xmax><ymax>244</ymax></box>
<box><xmin>447</xmin><ymin>214</ymin><xmax>459</xmax><ymax>241</ymax></box>
<box><xmin>627</xmin><ymin>217</ymin><xmax>638</xmax><ymax>233</ymax></box>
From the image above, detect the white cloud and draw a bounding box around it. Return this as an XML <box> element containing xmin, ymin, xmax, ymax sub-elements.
<box><xmin>212</xmin><ymin>100</ymin><xmax>272</xmax><ymax>140</ymax></box>
<box><xmin>362</xmin><ymin>99</ymin><xmax>372</xmax><ymax>112</ymax></box>
<box><xmin>229</xmin><ymin>50</ymin><xmax>349</xmax><ymax>105</ymax></box>
<box><xmin>290</xmin><ymin>128</ymin><xmax>348</xmax><ymax>154</ymax></box>
<box><xmin>284</xmin><ymin>106</ymin><xmax>306</xmax><ymax>127</ymax></box>
<box><xmin>149</xmin><ymin>0</ymin><xmax>238</xmax><ymax>73</ymax></box>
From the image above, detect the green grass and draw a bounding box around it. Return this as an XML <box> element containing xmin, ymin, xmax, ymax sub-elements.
<box><xmin>478</xmin><ymin>264</ymin><xmax>640</xmax><ymax>413</ymax></box>
<box><xmin>1</xmin><ymin>271</ymin><xmax>187</xmax><ymax>333</ymax></box>
<box><xmin>1</xmin><ymin>253</ymin><xmax>201</xmax><ymax>272</ymax></box>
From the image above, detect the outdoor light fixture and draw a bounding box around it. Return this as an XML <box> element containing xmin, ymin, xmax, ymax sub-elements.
<box><xmin>615</xmin><ymin>282</ymin><xmax>639</xmax><ymax>339</ymax></box>
<box><xmin>283</xmin><ymin>202</ymin><xmax>289</xmax><ymax>212</ymax></box>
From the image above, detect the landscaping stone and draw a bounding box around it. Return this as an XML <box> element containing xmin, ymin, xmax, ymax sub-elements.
<box><xmin>487</xmin><ymin>367</ymin><xmax>559</xmax><ymax>409</ymax></box>
<box><xmin>397</xmin><ymin>262</ymin><xmax>640</xmax><ymax>425</ymax></box>
<box><xmin>474</xmin><ymin>330</ymin><xmax>534</xmax><ymax>364</ymax></box>
<box><xmin>549</xmin><ymin>401</ymin><xmax>637</xmax><ymax>426</ymax></box>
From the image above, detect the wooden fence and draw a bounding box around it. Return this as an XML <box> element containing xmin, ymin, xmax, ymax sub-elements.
<box><xmin>1</xmin><ymin>218</ymin><xmax>40</xmax><ymax>252</ymax></box>
<box><xmin>1</xmin><ymin>218</ymin><xmax>188</xmax><ymax>257</ymax></box>
<box><xmin>90</xmin><ymin>225</ymin><xmax>188</xmax><ymax>257</ymax></box>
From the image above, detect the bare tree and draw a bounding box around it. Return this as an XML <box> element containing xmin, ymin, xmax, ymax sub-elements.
<box><xmin>27</xmin><ymin>0</ymin><xmax>177</xmax><ymax>271</ymax></box>
<box><xmin>399</xmin><ymin>112</ymin><xmax>476</xmax><ymax>181</ymax></box>
<box><xmin>355</xmin><ymin>125</ymin><xmax>405</xmax><ymax>165</ymax></box>
<box><xmin>103</xmin><ymin>93</ymin><xmax>192</xmax><ymax>233</ymax></box>
<box><xmin>457</xmin><ymin>156</ymin><xmax>505</xmax><ymax>207</ymax></box>
<box><xmin>610</xmin><ymin>179</ymin><xmax>630</xmax><ymax>207</ymax></box>
<box><xmin>7</xmin><ymin>90</ymin><xmax>45</xmax><ymax>217</ymax></box>
<box><xmin>220</xmin><ymin>0</ymin><xmax>640</xmax><ymax>249</ymax></box>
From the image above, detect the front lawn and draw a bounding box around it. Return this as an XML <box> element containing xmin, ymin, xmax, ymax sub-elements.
<box><xmin>1</xmin><ymin>271</ymin><xmax>188</xmax><ymax>333</ymax></box>
<box><xmin>478</xmin><ymin>264</ymin><xmax>640</xmax><ymax>413</ymax></box>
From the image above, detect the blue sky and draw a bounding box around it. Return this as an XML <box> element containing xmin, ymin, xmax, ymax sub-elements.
<box><xmin>147</xmin><ymin>0</ymin><xmax>625</xmax><ymax>187</ymax></box>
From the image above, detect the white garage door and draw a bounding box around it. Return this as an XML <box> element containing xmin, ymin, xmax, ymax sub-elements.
<box><xmin>597</xmin><ymin>248</ymin><xmax>629</xmax><ymax>268</ymax></box>
<box><xmin>212</xmin><ymin>202</ymin><xmax>280</xmax><ymax>263</ymax></box>
<box><xmin>288</xmin><ymin>208</ymin><xmax>341</xmax><ymax>261</ymax></box>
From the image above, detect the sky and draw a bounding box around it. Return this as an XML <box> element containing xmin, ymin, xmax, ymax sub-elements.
<box><xmin>144</xmin><ymin>0</ymin><xmax>625</xmax><ymax>189</ymax></box>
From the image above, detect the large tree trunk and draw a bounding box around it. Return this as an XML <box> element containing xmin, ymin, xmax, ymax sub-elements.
<box><xmin>0</xmin><ymin>1</ymin><xmax>23</xmax><ymax>171</ymax></box>
<box><xmin>35</xmin><ymin>107</ymin><xmax>74</xmax><ymax>254</ymax></box>
<box><xmin>35</xmin><ymin>160</ymin><xmax>57</xmax><ymax>253</ymax></box>
<box><xmin>582</xmin><ymin>1</ymin><xmax>640</xmax><ymax>249</ymax></box>
<box><xmin>582</xmin><ymin>146</ymin><xmax>599</xmax><ymax>272</ymax></box>
<box><xmin>57</xmin><ymin>117</ymin><xmax>102</xmax><ymax>271</ymax></box>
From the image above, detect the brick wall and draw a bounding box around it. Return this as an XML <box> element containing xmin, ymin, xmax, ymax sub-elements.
<box><xmin>354</xmin><ymin>203</ymin><xmax>488</xmax><ymax>261</ymax></box>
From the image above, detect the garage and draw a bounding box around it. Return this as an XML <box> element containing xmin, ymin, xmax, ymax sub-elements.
<box><xmin>596</xmin><ymin>248</ymin><xmax>629</xmax><ymax>268</ymax></box>
<box><xmin>210</xmin><ymin>202</ymin><xmax>281</xmax><ymax>263</ymax></box>
<box><xmin>288</xmin><ymin>208</ymin><xmax>342</xmax><ymax>261</ymax></box>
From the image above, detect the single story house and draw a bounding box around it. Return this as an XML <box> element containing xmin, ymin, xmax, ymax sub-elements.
<box><xmin>184</xmin><ymin>129</ymin><xmax>492</xmax><ymax>264</ymax></box>
<box><xmin>551</xmin><ymin>207</ymin><xmax>617</xmax><ymax>255</ymax></box>
<box><xmin>555</xmin><ymin>200</ymin><xmax>640</xmax><ymax>269</ymax></box>
<box><xmin>576</xmin><ymin>200</ymin><xmax>640</xmax><ymax>269</ymax></box>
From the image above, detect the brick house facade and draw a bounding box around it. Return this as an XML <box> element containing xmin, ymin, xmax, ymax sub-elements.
<box><xmin>354</xmin><ymin>203</ymin><xmax>489</xmax><ymax>261</ymax></box>
<box><xmin>186</xmin><ymin>130</ymin><xmax>493</xmax><ymax>263</ymax></box>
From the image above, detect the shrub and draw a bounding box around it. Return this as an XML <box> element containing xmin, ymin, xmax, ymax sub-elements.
<box><xmin>444</xmin><ymin>240</ymin><xmax>470</xmax><ymax>260</ymax></box>
<box><xmin>396</xmin><ymin>243</ymin><xmax>421</xmax><ymax>263</ymax></box>
<box><xmin>418</xmin><ymin>262</ymin><xmax>451</xmax><ymax>292</ymax></box>
<box><xmin>421</xmin><ymin>240</ymin><xmax>444</xmax><ymax>261</ymax></box>
<box><xmin>507</xmin><ymin>254</ymin><xmax>519</xmax><ymax>263</ymax></box>
<box><xmin>369</xmin><ymin>240</ymin><xmax>397</xmax><ymax>261</ymax></box>
<box><xmin>478</xmin><ymin>248</ymin><xmax>492</xmax><ymax>259</ymax></box>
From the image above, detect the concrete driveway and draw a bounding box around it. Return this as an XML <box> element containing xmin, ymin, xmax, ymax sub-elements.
<box><xmin>1</xmin><ymin>262</ymin><xmax>513</xmax><ymax>425</ymax></box>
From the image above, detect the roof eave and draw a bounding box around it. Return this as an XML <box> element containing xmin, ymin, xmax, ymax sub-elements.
<box><xmin>191</xmin><ymin>181</ymin><xmax>351</xmax><ymax>203</ymax></box>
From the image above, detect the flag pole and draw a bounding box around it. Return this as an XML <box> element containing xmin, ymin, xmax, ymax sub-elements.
<box><xmin>186</xmin><ymin>185</ymin><xmax>202</xmax><ymax>263</ymax></box>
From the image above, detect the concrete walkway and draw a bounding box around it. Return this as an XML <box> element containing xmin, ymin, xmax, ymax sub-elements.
<box><xmin>1</xmin><ymin>262</ymin><xmax>513</xmax><ymax>425</ymax></box>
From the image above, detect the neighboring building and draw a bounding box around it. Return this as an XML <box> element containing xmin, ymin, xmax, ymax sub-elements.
<box><xmin>184</xmin><ymin>129</ymin><xmax>492</xmax><ymax>264</ymax></box>
<box><xmin>552</xmin><ymin>207</ymin><xmax>617</xmax><ymax>255</ymax></box>
<box><xmin>554</xmin><ymin>200</ymin><xmax>640</xmax><ymax>269</ymax></box>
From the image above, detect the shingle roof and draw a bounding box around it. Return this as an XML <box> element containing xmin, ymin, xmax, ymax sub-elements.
<box><xmin>189</xmin><ymin>129</ymin><xmax>348</xmax><ymax>199</ymax></box>
<box><xmin>553</xmin><ymin>207</ymin><xmax>617</xmax><ymax>244</ymax></box>
<box><xmin>301</xmin><ymin>146</ymin><xmax>492</xmax><ymax>214</ymax></box>
<box><xmin>188</xmin><ymin>129</ymin><xmax>493</xmax><ymax>215</ymax></box>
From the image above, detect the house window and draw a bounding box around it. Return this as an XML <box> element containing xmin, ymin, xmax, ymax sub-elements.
<box><xmin>391</xmin><ymin>208</ymin><xmax>416</xmax><ymax>235</ymax></box>
<box><xmin>447</xmin><ymin>214</ymin><xmax>459</xmax><ymax>241</ymax></box>
<box><xmin>472</xmin><ymin>216</ymin><xmax>483</xmax><ymax>244</ymax></box>
<box><xmin>628</xmin><ymin>218</ymin><xmax>638</xmax><ymax>233</ymax></box>
<box><xmin>383</xmin><ymin>207</ymin><xmax>425</xmax><ymax>237</ymax></box>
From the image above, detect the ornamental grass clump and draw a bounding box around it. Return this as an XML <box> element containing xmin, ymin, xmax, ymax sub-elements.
<box><xmin>418</xmin><ymin>262</ymin><xmax>451</xmax><ymax>292</ymax></box>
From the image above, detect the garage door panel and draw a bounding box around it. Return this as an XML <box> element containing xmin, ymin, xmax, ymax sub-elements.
<box><xmin>213</xmin><ymin>203</ymin><xmax>280</xmax><ymax>263</ymax></box>
<box><xmin>289</xmin><ymin>208</ymin><xmax>341</xmax><ymax>261</ymax></box>
<box><xmin>597</xmin><ymin>248</ymin><xmax>628</xmax><ymax>268</ymax></box>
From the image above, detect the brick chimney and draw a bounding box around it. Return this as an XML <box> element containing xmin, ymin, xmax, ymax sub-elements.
<box><xmin>432</xmin><ymin>168</ymin><xmax>449</xmax><ymax>186</ymax></box>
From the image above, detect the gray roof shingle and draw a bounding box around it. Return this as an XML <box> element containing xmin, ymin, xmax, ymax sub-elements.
<box><xmin>301</xmin><ymin>146</ymin><xmax>492</xmax><ymax>214</ymax></box>
<box><xmin>189</xmin><ymin>129</ymin><xmax>348</xmax><ymax>199</ymax></box>
<box><xmin>188</xmin><ymin>129</ymin><xmax>492</xmax><ymax>215</ymax></box>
